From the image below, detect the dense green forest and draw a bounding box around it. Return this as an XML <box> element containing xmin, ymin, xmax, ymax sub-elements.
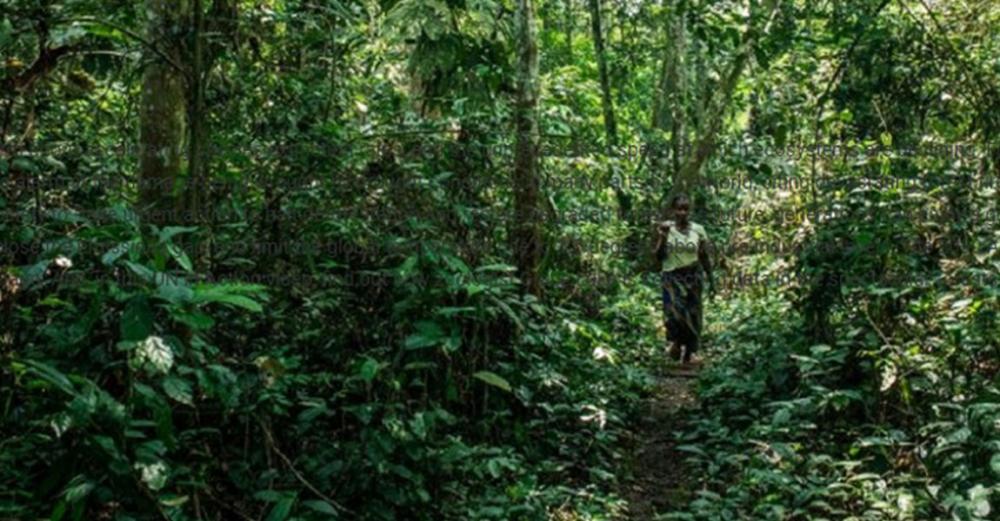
<box><xmin>2</xmin><ymin>0</ymin><xmax>999</xmax><ymax>519</ymax></box>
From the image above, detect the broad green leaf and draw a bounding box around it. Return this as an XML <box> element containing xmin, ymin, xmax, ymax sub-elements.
<box><xmin>155</xmin><ymin>280</ymin><xmax>194</xmax><ymax>305</ymax></box>
<box><xmin>192</xmin><ymin>284</ymin><xmax>266</xmax><ymax>312</ymax></box>
<box><xmin>160</xmin><ymin>495</ymin><xmax>190</xmax><ymax>507</ymax></box>
<box><xmin>303</xmin><ymin>500</ymin><xmax>339</xmax><ymax>515</ymax></box>
<box><xmin>200</xmin><ymin>293</ymin><xmax>261</xmax><ymax>312</ymax></box>
<box><xmin>162</xmin><ymin>376</ymin><xmax>193</xmax><ymax>405</ymax></box>
<box><xmin>63</xmin><ymin>480</ymin><xmax>94</xmax><ymax>503</ymax></box>
<box><xmin>675</xmin><ymin>444</ymin><xmax>708</xmax><ymax>457</ymax></box>
<box><xmin>404</xmin><ymin>320</ymin><xmax>445</xmax><ymax>349</ymax></box>
<box><xmin>102</xmin><ymin>239</ymin><xmax>140</xmax><ymax>266</ymax></box>
<box><xmin>121</xmin><ymin>296</ymin><xmax>153</xmax><ymax>341</ymax></box>
<box><xmin>124</xmin><ymin>261</ymin><xmax>156</xmax><ymax>283</ymax></box>
<box><xmin>105</xmin><ymin>204</ymin><xmax>140</xmax><ymax>229</ymax></box>
<box><xmin>397</xmin><ymin>255</ymin><xmax>419</xmax><ymax>278</ymax></box>
<box><xmin>173</xmin><ymin>311</ymin><xmax>214</xmax><ymax>330</ymax></box>
<box><xmin>254</xmin><ymin>490</ymin><xmax>286</xmax><ymax>502</ymax></box>
<box><xmin>442</xmin><ymin>254</ymin><xmax>470</xmax><ymax>275</ymax></box>
<box><xmin>83</xmin><ymin>22</ymin><xmax>127</xmax><ymax>42</ymax></box>
<box><xmin>969</xmin><ymin>484</ymin><xmax>991</xmax><ymax>518</ymax></box>
<box><xmin>12</xmin><ymin>157</ymin><xmax>37</xmax><ymax>173</ymax></box>
<box><xmin>475</xmin><ymin>263</ymin><xmax>516</xmax><ymax>273</ymax></box>
<box><xmin>17</xmin><ymin>260</ymin><xmax>51</xmax><ymax>288</ymax></box>
<box><xmin>403</xmin><ymin>362</ymin><xmax>437</xmax><ymax>371</ymax></box>
<box><xmin>472</xmin><ymin>371</ymin><xmax>511</xmax><ymax>392</ymax></box>
<box><xmin>166</xmin><ymin>243</ymin><xmax>193</xmax><ymax>272</ymax></box>
<box><xmin>42</xmin><ymin>156</ymin><xmax>66</xmax><ymax>172</ymax></box>
<box><xmin>91</xmin><ymin>435</ymin><xmax>120</xmax><ymax>458</ymax></box>
<box><xmin>23</xmin><ymin>360</ymin><xmax>75</xmax><ymax>396</ymax></box>
<box><xmin>265</xmin><ymin>496</ymin><xmax>295</xmax><ymax>521</ymax></box>
<box><xmin>359</xmin><ymin>358</ymin><xmax>379</xmax><ymax>382</ymax></box>
<box><xmin>49</xmin><ymin>24</ymin><xmax>87</xmax><ymax>46</ymax></box>
<box><xmin>490</xmin><ymin>296</ymin><xmax>523</xmax><ymax>331</ymax></box>
<box><xmin>157</xmin><ymin>226</ymin><xmax>198</xmax><ymax>244</ymax></box>
<box><xmin>49</xmin><ymin>499</ymin><xmax>67</xmax><ymax>521</ymax></box>
<box><xmin>0</xmin><ymin>18</ymin><xmax>12</xmax><ymax>48</ymax></box>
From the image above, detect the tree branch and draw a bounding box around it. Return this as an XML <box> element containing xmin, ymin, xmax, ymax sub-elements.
<box><xmin>1</xmin><ymin>45</ymin><xmax>79</xmax><ymax>94</ymax></box>
<box><xmin>256</xmin><ymin>416</ymin><xmax>352</xmax><ymax>514</ymax></box>
<box><xmin>71</xmin><ymin>17</ymin><xmax>188</xmax><ymax>75</ymax></box>
<box><xmin>669</xmin><ymin>0</ymin><xmax>782</xmax><ymax>198</ymax></box>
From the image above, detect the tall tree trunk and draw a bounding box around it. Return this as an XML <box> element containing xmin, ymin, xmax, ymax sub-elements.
<box><xmin>588</xmin><ymin>0</ymin><xmax>628</xmax><ymax>233</ymax></box>
<box><xmin>138</xmin><ymin>0</ymin><xmax>189</xmax><ymax>226</ymax></box>
<box><xmin>187</xmin><ymin>0</ymin><xmax>205</xmax><ymax>228</ymax></box>
<box><xmin>588</xmin><ymin>0</ymin><xmax>617</xmax><ymax>147</ymax></box>
<box><xmin>512</xmin><ymin>0</ymin><xmax>543</xmax><ymax>296</ymax></box>
<box><xmin>652</xmin><ymin>0</ymin><xmax>688</xmax><ymax>179</ymax></box>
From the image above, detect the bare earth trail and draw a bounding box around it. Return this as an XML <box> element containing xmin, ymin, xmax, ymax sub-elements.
<box><xmin>620</xmin><ymin>367</ymin><xmax>699</xmax><ymax>520</ymax></box>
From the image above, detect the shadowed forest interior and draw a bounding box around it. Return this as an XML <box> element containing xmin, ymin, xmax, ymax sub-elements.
<box><xmin>2</xmin><ymin>0</ymin><xmax>999</xmax><ymax>519</ymax></box>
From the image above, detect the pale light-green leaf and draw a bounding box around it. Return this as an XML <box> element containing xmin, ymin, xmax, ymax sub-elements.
<box><xmin>472</xmin><ymin>371</ymin><xmax>511</xmax><ymax>392</ymax></box>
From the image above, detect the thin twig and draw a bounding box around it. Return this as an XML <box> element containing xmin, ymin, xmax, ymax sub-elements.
<box><xmin>68</xmin><ymin>17</ymin><xmax>188</xmax><ymax>76</ymax></box>
<box><xmin>863</xmin><ymin>301</ymin><xmax>892</xmax><ymax>347</ymax></box>
<box><xmin>256</xmin><ymin>416</ymin><xmax>352</xmax><ymax>514</ymax></box>
<box><xmin>202</xmin><ymin>486</ymin><xmax>257</xmax><ymax>521</ymax></box>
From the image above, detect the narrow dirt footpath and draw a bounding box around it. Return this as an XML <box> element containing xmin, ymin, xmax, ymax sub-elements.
<box><xmin>620</xmin><ymin>370</ymin><xmax>698</xmax><ymax>520</ymax></box>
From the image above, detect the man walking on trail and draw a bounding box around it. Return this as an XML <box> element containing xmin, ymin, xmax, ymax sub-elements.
<box><xmin>653</xmin><ymin>193</ymin><xmax>715</xmax><ymax>365</ymax></box>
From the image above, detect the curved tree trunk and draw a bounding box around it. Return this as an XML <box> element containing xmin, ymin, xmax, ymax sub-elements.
<box><xmin>667</xmin><ymin>0</ymin><xmax>780</xmax><ymax>202</ymax></box>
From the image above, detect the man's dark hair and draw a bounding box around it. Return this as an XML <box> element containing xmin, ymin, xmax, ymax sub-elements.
<box><xmin>669</xmin><ymin>193</ymin><xmax>691</xmax><ymax>208</ymax></box>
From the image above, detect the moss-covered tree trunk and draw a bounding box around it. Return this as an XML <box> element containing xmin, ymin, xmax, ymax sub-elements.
<box><xmin>138</xmin><ymin>0</ymin><xmax>189</xmax><ymax>226</ymax></box>
<box><xmin>513</xmin><ymin>0</ymin><xmax>543</xmax><ymax>296</ymax></box>
<box><xmin>186</xmin><ymin>0</ymin><xmax>205</xmax><ymax>228</ymax></box>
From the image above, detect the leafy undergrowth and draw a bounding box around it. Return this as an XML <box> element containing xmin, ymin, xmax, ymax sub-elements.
<box><xmin>1</xmin><ymin>217</ymin><xmax>665</xmax><ymax>520</ymax></box>
<box><xmin>662</xmin><ymin>280</ymin><xmax>1000</xmax><ymax>521</ymax></box>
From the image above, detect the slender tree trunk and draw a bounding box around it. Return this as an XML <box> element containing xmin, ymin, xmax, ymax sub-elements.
<box><xmin>672</xmin><ymin>46</ymin><xmax>750</xmax><ymax>194</ymax></box>
<box><xmin>180</xmin><ymin>0</ymin><xmax>212</xmax><ymax>271</ymax></box>
<box><xmin>690</xmin><ymin>41</ymin><xmax>707</xmax><ymax>134</ymax></box>
<box><xmin>669</xmin><ymin>0</ymin><xmax>780</xmax><ymax>198</ymax></box>
<box><xmin>651</xmin><ymin>1</ymin><xmax>683</xmax><ymax>129</ymax></box>
<box><xmin>564</xmin><ymin>0</ymin><xmax>574</xmax><ymax>59</ymax></box>
<box><xmin>588</xmin><ymin>0</ymin><xmax>617</xmax><ymax>147</ymax></box>
<box><xmin>652</xmin><ymin>0</ymin><xmax>688</xmax><ymax>181</ymax></box>
<box><xmin>187</xmin><ymin>0</ymin><xmax>205</xmax><ymax>229</ymax></box>
<box><xmin>652</xmin><ymin>52</ymin><xmax>669</xmax><ymax>130</ymax></box>
<box><xmin>139</xmin><ymin>0</ymin><xmax>189</xmax><ymax>226</ymax></box>
<box><xmin>671</xmin><ymin>44</ymin><xmax>687</xmax><ymax>181</ymax></box>
<box><xmin>587</xmin><ymin>0</ymin><xmax>625</xmax><ymax>225</ymax></box>
<box><xmin>513</xmin><ymin>0</ymin><xmax>543</xmax><ymax>296</ymax></box>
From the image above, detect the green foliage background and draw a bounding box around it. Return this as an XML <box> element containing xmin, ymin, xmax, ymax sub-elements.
<box><xmin>1</xmin><ymin>0</ymin><xmax>998</xmax><ymax>520</ymax></box>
